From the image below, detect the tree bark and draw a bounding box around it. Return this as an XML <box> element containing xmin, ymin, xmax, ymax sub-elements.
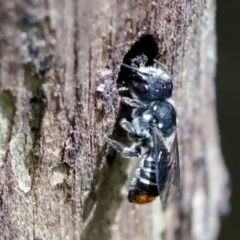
<box><xmin>0</xmin><ymin>0</ymin><xmax>230</xmax><ymax>240</ymax></box>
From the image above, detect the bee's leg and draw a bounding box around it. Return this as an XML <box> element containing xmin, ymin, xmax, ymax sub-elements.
<box><xmin>121</xmin><ymin>97</ymin><xmax>146</xmax><ymax>108</ymax></box>
<box><xmin>118</xmin><ymin>86</ymin><xmax>129</xmax><ymax>95</ymax></box>
<box><xmin>105</xmin><ymin>138</ymin><xmax>143</xmax><ymax>158</ymax></box>
<box><xmin>120</xmin><ymin>119</ymin><xmax>136</xmax><ymax>135</ymax></box>
<box><xmin>120</xmin><ymin>118</ymin><xmax>145</xmax><ymax>140</ymax></box>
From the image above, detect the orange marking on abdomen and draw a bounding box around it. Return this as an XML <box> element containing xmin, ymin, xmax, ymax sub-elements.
<box><xmin>129</xmin><ymin>194</ymin><xmax>157</xmax><ymax>204</ymax></box>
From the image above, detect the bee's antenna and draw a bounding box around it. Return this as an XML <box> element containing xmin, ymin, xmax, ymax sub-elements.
<box><xmin>153</xmin><ymin>59</ymin><xmax>162</xmax><ymax>65</ymax></box>
<box><xmin>121</xmin><ymin>63</ymin><xmax>148</xmax><ymax>76</ymax></box>
<box><xmin>153</xmin><ymin>59</ymin><xmax>169</xmax><ymax>75</ymax></box>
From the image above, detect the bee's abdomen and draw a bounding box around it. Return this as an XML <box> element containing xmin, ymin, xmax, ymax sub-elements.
<box><xmin>128</xmin><ymin>153</ymin><xmax>159</xmax><ymax>204</ymax></box>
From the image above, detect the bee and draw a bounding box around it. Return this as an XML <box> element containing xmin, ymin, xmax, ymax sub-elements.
<box><xmin>106</xmin><ymin>60</ymin><xmax>180</xmax><ymax>207</ymax></box>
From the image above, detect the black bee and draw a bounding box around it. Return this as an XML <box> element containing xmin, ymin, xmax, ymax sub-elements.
<box><xmin>107</xmin><ymin>60</ymin><xmax>180</xmax><ymax>207</ymax></box>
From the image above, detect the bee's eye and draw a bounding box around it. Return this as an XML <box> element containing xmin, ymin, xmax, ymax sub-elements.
<box><xmin>132</xmin><ymin>79</ymin><xmax>149</xmax><ymax>94</ymax></box>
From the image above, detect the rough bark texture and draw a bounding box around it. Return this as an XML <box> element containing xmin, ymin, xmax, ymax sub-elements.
<box><xmin>0</xmin><ymin>0</ymin><xmax>230</xmax><ymax>240</ymax></box>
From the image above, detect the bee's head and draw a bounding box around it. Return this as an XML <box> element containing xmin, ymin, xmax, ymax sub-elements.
<box><xmin>122</xmin><ymin>63</ymin><xmax>173</xmax><ymax>101</ymax></box>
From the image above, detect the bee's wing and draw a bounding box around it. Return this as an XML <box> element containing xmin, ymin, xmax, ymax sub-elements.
<box><xmin>151</xmin><ymin>128</ymin><xmax>180</xmax><ymax>207</ymax></box>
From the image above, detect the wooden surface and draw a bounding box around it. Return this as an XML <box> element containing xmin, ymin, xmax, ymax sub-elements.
<box><xmin>0</xmin><ymin>0</ymin><xmax>230</xmax><ymax>239</ymax></box>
